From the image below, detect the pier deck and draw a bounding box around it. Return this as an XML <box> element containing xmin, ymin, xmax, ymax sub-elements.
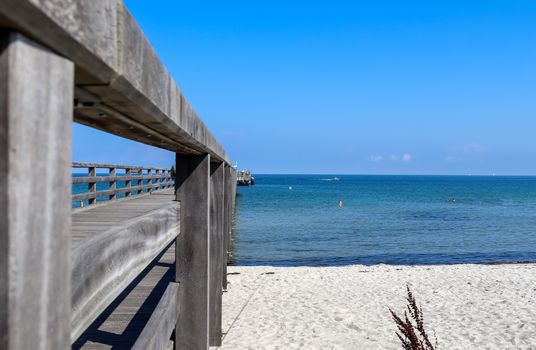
<box><xmin>72</xmin><ymin>190</ymin><xmax>176</xmax><ymax>245</ymax></box>
<box><xmin>71</xmin><ymin>190</ymin><xmax>178</xmax><ymax>349</ymax></box>
<box><xmin>73</xmin><ymin>243</ymin><xmax>175</xmax><ymax>349</ymax></box>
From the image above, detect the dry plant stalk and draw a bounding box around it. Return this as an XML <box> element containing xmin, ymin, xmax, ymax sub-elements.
<box><xmin>389</xmin><ymin>285</ymin><xmax>437</xmax><ymax>350</ymax></box>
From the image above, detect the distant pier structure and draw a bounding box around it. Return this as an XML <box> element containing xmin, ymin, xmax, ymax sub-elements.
<box><xmin>237</xmin><ymin>170</ymin><xmax>255</xmax><ymax>186</ymax></box>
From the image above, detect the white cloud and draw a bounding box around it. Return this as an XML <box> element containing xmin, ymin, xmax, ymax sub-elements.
<box><xmin>389</xmin><ymin>155</ymin><xmax>398</xmax><ymax>161</ymax></box>
<box><xmin>370</xmin><ymin>155</ymin><xmax>383</xmax><ymax>162</ymax></box>
<box><xmin>401</xmin><ymin>153</ymin><xmax>412</xmax><ymax>162</ymax></box>
<box><xmin>445</xmin><ymin>156</ymin><xmax>457</xmax><ymax>162</ymax></box>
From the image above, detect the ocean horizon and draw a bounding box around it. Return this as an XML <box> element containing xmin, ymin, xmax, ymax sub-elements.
<box><xmin>233</xmin><ymin>174</ymin><xmax>536</xmax><ymax>266</ymax></box>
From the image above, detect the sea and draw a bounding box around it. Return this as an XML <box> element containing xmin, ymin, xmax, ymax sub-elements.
<box><xmin>233</xmin><ymin>175</ymin><xmax>536</xmax><ymax>266</ymax></box>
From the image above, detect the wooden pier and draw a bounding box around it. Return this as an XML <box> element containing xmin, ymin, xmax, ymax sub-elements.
<box><xmin>0</xmin><ymin>2</ymin><xmax>237</xmax><ymax>349</ymax></box>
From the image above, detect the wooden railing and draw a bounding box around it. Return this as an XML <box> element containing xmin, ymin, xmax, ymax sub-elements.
<box><xmin>72</xmin><ymin>162</ymin><xmax>174</xmax><ymax>208</ymax></box>
<box><xmin>1</xmin><ymin>2</ymin><xmax>237</xmax><ymax>350</ymax></box>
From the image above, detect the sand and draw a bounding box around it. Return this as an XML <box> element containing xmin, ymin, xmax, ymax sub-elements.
<box><xmin>214</xmin><ymin>264</ymin><xmax>536</xmax><ymax>350</ymax></box>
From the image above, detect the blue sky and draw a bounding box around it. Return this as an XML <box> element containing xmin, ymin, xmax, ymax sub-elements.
<box><xmin>73</xmin><ymin>0</ymin><xmax>536</xmax><ymax>174</ymax></box>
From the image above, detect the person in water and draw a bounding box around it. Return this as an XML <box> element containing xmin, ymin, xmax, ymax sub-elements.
<box><xmin>338</xmin><ymin>199</ymin><xmax>343</xmax><ymax>208</ymax></box>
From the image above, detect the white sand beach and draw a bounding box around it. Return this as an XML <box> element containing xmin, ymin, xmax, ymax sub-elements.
<box><xmin>215</xmin><ymin>264</ymin><xmax>536</xmax><ymax>350</ymax></box>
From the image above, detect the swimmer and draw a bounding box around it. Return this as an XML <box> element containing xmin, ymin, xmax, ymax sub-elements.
<box><xmin>338</xmin><ymin>199</ymin><xmax>343</xmax><ymax>208</ymax></box>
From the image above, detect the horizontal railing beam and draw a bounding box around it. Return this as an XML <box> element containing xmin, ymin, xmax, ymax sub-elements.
<box><xmin>0</xmin><ymin>1</ymin><xmax>230</xmax><ymax>162</ymax></box>
<box><xmin>72</xmin><ymin>162</ymin><xmax>170</xmax><ymax>171</ymax></box>
<box><xmin>72</xmin><ymin>174</ymin><xmax>172</xmax><ymax>184</ymax></box>
<box><xmin>72</xmin><ymin>182</ymin><xmax>174</xmax><ymax>202</ymax></box>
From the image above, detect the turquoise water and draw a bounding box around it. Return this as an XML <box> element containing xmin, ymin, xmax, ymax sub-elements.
<box><xmin>233</xmin><ymin>175</ymin><xmax>536</xmax><ymax>266</ymax></box>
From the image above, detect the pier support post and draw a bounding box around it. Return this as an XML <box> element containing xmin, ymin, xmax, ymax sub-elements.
<box><xmin>230</xmin><ymin>168</ymin><xmax>238</xmax><ymax>215</ymax></box>
<box><xmin>209</xmin><ymin>162</ymin><xmax>224</xmax><ymax>346</ymax></box>
<box><xmin>222</xmin><ymin>165</ymin><xmax>232</xmax><ymax>290</ymax></box>
<box><xmin>0</xmin><ymin>31</ymin><xmax>73</xmax><ymax>349</ymax></box>
<box><xmin>175</xmin><ymin>154</ymin><xmax>211</xmax><ymax>350</ymax></box>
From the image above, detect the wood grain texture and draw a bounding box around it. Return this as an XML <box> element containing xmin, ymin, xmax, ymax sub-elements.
<box><xmin>175</xmin><ymin>154</ymin><xmax>211</xmax><ymax>350</ymax></box>
<box><xmin>0</xmin><ymin>0</ymin><xmax>118</xmax><ymax>84</ymax></box>
<box><xmin>73</xmin><ymin>243</ymin><xmax>176</xmax><ymax>350</ymax></box>
<box><xmin>72</xmin><ymin>182</ymin><xmax>174</xmax><ymax>201</ymax></box>
<box><xmin>222</xmin><ymin>165</ymin><xmax>232</xmax><ymax>290</ymax></box>
<box><xmin>71</xmin><ymin>193</ymin><xmax>179</xmax><ymax>341</ymax></box>
<box><xmin>72</xmin><ymin>162</ymin><xmax>170</xmax><ymax>171</ymax></box>
<box><xmin>0</xmin><ymin>31</ymin><xmax>73</xmax><ymax>350</ymax></box>
<box><xmin>209</xmin><ymin>162</ymin><xmax>224</xmax><ymax>346</ymax></box>
<box><xmin>72</xmin><ymin>174</ymin><xmax>172</xmax><ymax>184</ymax></box>
<box><xmin>131</xmin><ymin>282</ymin><xmax>179</xmax><ymax>350</ymax></box>
<box><xmin>0</xmin><ymin>0</ymin><xmax>230</xmax><ymax>161</ymax></box>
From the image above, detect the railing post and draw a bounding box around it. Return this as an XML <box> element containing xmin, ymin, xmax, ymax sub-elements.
<box><xmin>148</xmin><ymin>168</ymin><xmax>154</xmax><ymax>193</ymax></box>
<box><xmin>88</xmin><ymin>166</ymin><xmax>96</xmax><ymax>205</ymax></box>
<box><xmin>0</xmin><ymin>30</ymin><xmax>73</xmax><ymax>349</ymax></box>
<box><xmin>138</xmin><ymin>169</ymin><xmax>143</xmax><ymax>195</ymax></box>
<box><xmin>223</xmin><ymin>165</ymin><xmax>232</xmax><ymax>290</ymax></box>
<box><xmin>125</xmin><ymin>167</ymin><xmax>132</xmax><ymax>197</ymax></box>
<box><xmin>209</xmin><ymin>162</ymin><xmax>225</xmax><ymax>346</ymax></box>
<box><xmin>109</xmin><ymin>167</ymin><xmax>116</xmax><ymax>200</ymax></box>
<box><xmin>175</xmin><ymin>154</ymin><xmax>211</xmax><ymax>350</ymax></box>
<box><xmin>155</xmin><ymin>169</ymin><xmax>161</xmax><ymax>191</ymax></box>
<box><xmin>163</xmin><ymin>169</ymin><xmax>168</xmax><ymax>188</ymax></box>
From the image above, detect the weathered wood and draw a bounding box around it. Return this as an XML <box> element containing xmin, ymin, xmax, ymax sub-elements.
<box><xmin>175</xmin><ymin>154</ymin><xmax>211</xmax><ymax>350</ymax></box>
<box><xmin>109</xmin><ymin>167</ymin><xmax>116</xmax><ymax>200</ymax></box>
<box><xmin>73</xmin><ymin>162</ymin><xmax>169</xmax><ymax>171</ymax></box>
<box><xmin>131</xmin><ymin>282</ymin><xmax>179</xmax><ymax>350</ymax></box>
<box><xmin>73</xmin><ymin>163</ymin><xmax>173</xmax><ymax>208</ymax></box>
<box><xmin>230</xmin><ymin>168</ymin><xmax>238</xmax><ymax>214</ymax></box>
<box><xmin>125</xmin><ymin>168</ymin><xmax>132</xmax><ymax>197</ymax></box>
<box><xmin>73</xmin><ymin>242</ymin><xmax>176</xmax><ymax>350</ymax></box>
<box><xmin>0</xmin><ymin>0</ymin><xmax>228</xmax><ymax>161</ymax></box>
<box><xmin>72</xmin><ymin>174</ymin><xmax>172</xmax><ymax>184</ymax></box>
<box><xmin>209</xmin><ymin>162</ymin><xmax>225</xmax><ymax>346</ymax></box>
<box><xmin>72</xmin><ymin>183</ymin><xmax>174</xmax><ymax>202</ymax></box>
<box><xmin>88</xmin><ymin>166</ymin><xmax>97</xmax><ymax>205</ymax></box>
<box><xmin>72</xmin><ymin>191</ymin><xmax>175</xmax><ymax>244</ymax></box>
<box><xmin>0</xmin><ymin>31</ymin><xmax>73</xmax><ymax>349</ymax></box>
<box><xmin>71</xmin><ymin>197</ymin><xmax>179</xmax><ymax>341</ymax></box>
<box><xmin>138</xmin><ymin>170</ymin><xmax>144</xmax><ymax>195</ymax></box>
<box><xmin>222</xmin><ymin>165</ymin><xmax>232</xmax><ymax>290</ymax></box>
<box><xmin>0</xmin><ymin>1</ymin><xmax>229</xmax><ymax>161</ymax></box>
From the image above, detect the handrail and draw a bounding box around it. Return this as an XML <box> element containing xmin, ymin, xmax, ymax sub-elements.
<box><xmin>72</xmin><ymin>162</ymin><xmax>170</xmax><ymax>171</ymax></box>
<box><xmin>72</xmin><ymin>162</ymin><xmax>174</xmax><ymax>208</ymax></box>
<box><xmin>0</xmin><ymin>4</ymin><xmax>237</xmax><ymax>348</ymax></box>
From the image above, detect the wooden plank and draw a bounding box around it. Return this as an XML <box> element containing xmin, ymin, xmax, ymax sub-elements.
<box><xmin>72</xmin><ymin>162</ymin><xmax>170</xmax><ymax>171</ymax></box>
<box><xmin>0</xmin><ymin>1</ymin><xmax>230</xmax><ymax>161</ymax></box>
<box><xmin>73</xmin><ymin>243</ymin><xmax>176</xmax><ymax>350</ymax></box>
<box><xmin>71</xmin><ymin>197</ymin><xmax>179</xmax><ymax>341</ymax></box>
<box><xmin>0</xmin><ymin>30</ymin><xmax>73</xmax><ymax>349</ymax></box>
<box><xmin>125</xmin><ymin>168</ymin><xmax>132</xmax><ymax>197</ymax></box>
<box><xmin>71</xmin><ymin>190</ymin><xmax>171</xmax><ymax>216</ymax></box>
<box><xmin>109</xmin><ymin>167</ymin><xmax>116</xmax><ymax>200</ymax></box>
<box><xmin>223</xmin><ymin>165</ymin><xmax>232</xmax><ymax>290</ymax></box>
<box><xmin>72</xmin><ymin>174</ymin><xmax>172</xmax><ymax>184</ymax></box>
<box><xmin>175</xmin><ymin>154</ymin><xmax>210</xmax><ymax>350</ymax></box>
<box><xmin>209</xmin><ymin>162</ymin><xmax>224</xmax><ymax>346</ymax></box>
<box><xmin>88</xmin><ymin>166</ymin><xmax>97</xmax><ymax>205</ymax></box>
<box><xmin>131</xmin><ymin>282</ymin><xmax>179</xmax><ymax>350</ymax></box>
<box><xmin>72</xmin><ymin>182</ymin><xmax>174</xmax><ymax>201</ymax></box>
